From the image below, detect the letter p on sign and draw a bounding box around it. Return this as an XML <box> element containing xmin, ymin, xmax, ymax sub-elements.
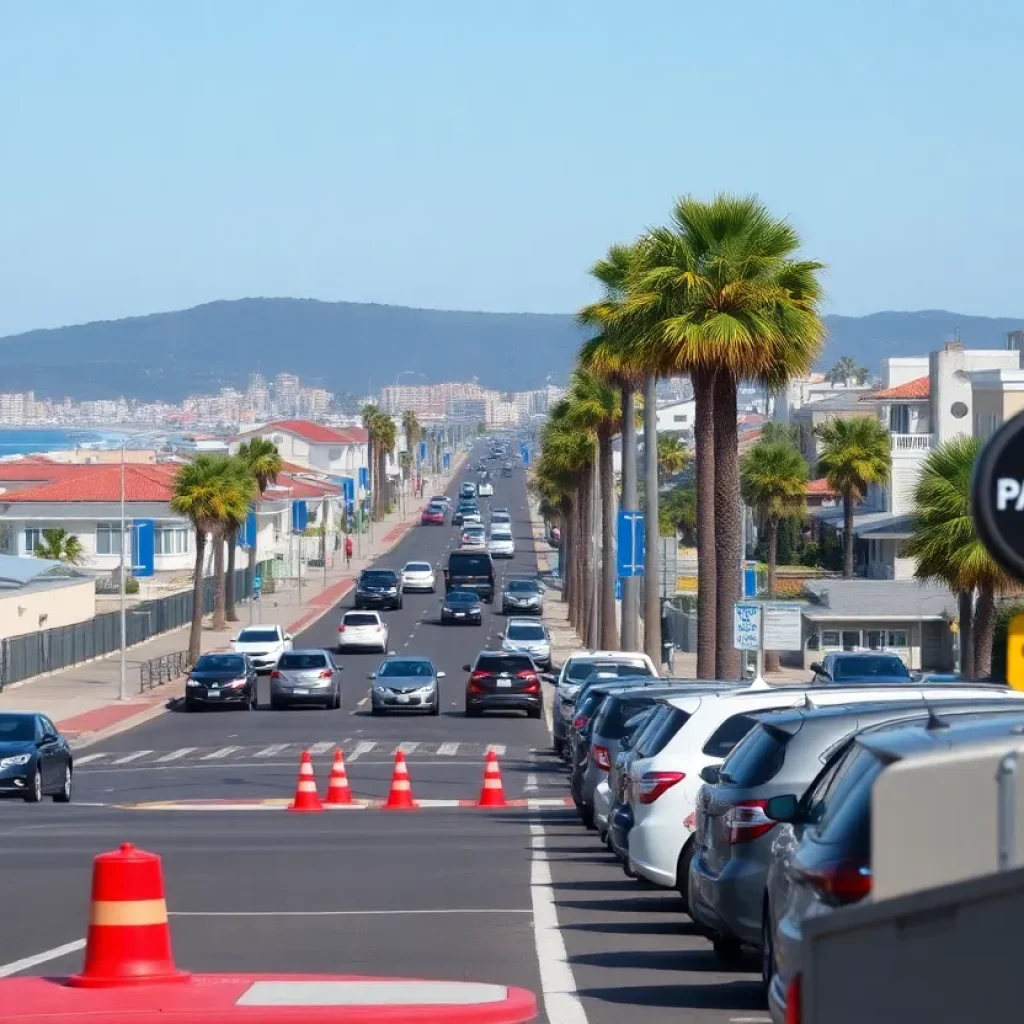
<box><xmin>997</xmin><ymin>478</ymin><xmax>1022</xmax><ymax>511</ymax></box>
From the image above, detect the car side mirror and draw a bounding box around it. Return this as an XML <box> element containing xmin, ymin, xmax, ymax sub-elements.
<box><xmin>368</xmin><ymin>673</ymin><xmax>377</xmax><ymax>680</ymax></box>
<box><xmin>462</xmin><ymin>664</ymin><xmax>472</xmax><ymax>672</ymax></box>
<box><xmin>765</xmin><ymin>794</ymin><xmax>800</xmax><ymax>824</ymax></box>
<box><xmin>909</xmin><ymin>670</ymin><xmax>922</xmax><ymax>682</ymax></box>
<box><xmin>39</xmin><ymin>733</ymin><xmax>58</xmax><ymax>746</ymax></box>
<box><xmin>231</xmin><ymin>636</ymin><xmax>239</xmax><ymax>643</ymax></box>
<box><xmin>436</xmin><ymin>671</ymin><xmax>446</xmax><ymax>679</ymax></box>
<box><xmin>284</xmin><ymin>633</ymin><xmax>293</xmax><ymax>641</ymax></box>
<box><xmin>699</xmin><ymin>765</ymin><xmax>720</xmax><ymax>785</ymax></box>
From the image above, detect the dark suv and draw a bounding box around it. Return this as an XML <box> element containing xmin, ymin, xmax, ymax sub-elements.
<box><xmin>444</xmin><ymin>550</ymin><xmax>495</xmax><ymax>602</ymax></box>
<box><xmin>354</xmin><ymin>569</ymin><xmax>402</xmax><ymax>610</ymax></box>
<box><xmin>464</xmin><ymin>651</ymin><xmax>542</xmax><ymax>718</ymax></box>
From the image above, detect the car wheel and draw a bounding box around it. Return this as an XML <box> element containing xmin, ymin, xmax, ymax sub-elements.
<box><xmin>184</xmin><ymin>700</ymin><xmax>195</xmax><ymax>713</ymax></box>
<box><xmin>333</xmin><ymin>689</ymin><xmax>342</xmax><ymax>710</ymax></box>
<box><xmin>270</xmin><ymin>697</ymin><xmax>282</xmax><ymax>711</ymax></box>
<box><xmin>24</xmin><ymin>768</ymin><xmax>42</xmax><ymax>803</ymax></box>
<box><xmin>676</xmin><ymin>839</ymin><xmax>696</xmax><ymax>910</ymax></box>
<box><xmin>528</xmin><ymin>706</ymin><xmax>542</xmax><ymax>720</ymax></box>
<box><xmin>371</xmin><ymin>705</ymin><xmax>384</xmax><ymax>716</ymax></box>
<box><xmin>553</xmin><ymin>737</ymin><xmax>566</xmax><ymax>757</ymax></box>
<box><xmin>465</xmin><ymin>705</ymin><xmax>479</xmax><ymax>717</ymax></box>
<box><xmin>431</xmin><ymin>698</ymin><xmax>440</xmax><ymax>716</ymax></box>
<box><xmin>579</xmin><ymin>803</ymin><xmax>595</xmax><ymax>830</ymax></box>
<box><xmin>712</xmin><ymin>936</ymin><xmax>744</xmax><ymax>965</ymax></box>
<box><xmin>53</xmin><ymin>764</ymin><xmax>72</xmax><ymax>803</ymax></box>
<box><xmin>761</xmin><ymin>906</ymin><xmax>775</xmax><ymax>998</ymax></box>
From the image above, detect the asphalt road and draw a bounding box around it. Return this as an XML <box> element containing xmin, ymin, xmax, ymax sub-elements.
<box><xmin>0</xmin><ymin>444</ymin><xmax>763</xmax><ymax>1024</ymax></box>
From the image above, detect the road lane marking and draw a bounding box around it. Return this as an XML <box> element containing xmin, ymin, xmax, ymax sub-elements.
<box><xmin>154</xmin><ymin>748</ymin><xmax>197</xmax><ymax>763</ymax></box>
<box><xmin>171</xmin><ymin>908</ymin><xmax>531</xmax><ymax>917</ymax></box>
<box><xmin>525</xmin><ymin>773</ymin><xmax>538</xmax><ymax>792</ymax></box>
<box><xmin>529</xmin><ymin>819</ymin><xmax>588</xmax><ymax>1024</ymax></box>
<box><xmin>73</xmin><ymin>753</ymin><xmax>106</xmax><ymax>764</ymax></box>
<box><xmin>348</xmin><ymin>741</ymin><xmax>376</xmax><ymax>761</ymax></box>
<box><xmin>729</xmin><ymin>1019</ymin><xmax>772</xmax><ymax>1023</ymax></box>
<box><xmin>486</xmin><ymin>744</ymin><xmax>506</xmax><ymax>756</ymax></box>
<box><xmin>111</xmin><ymin>750</ymin><xmax>152</xmax><ymax>764</ymax></box>
<box><xmin>437</xmin><ymin>742</ymin><xmax>460</xmax><ymax>756</ymax></box>
<box><xmin>396</xmin><ymin>742</ymin><xmax>419</xmax><ymax>755</ymax></box>
<box><xmin>202</xmin><ymin>746</ymin><xmax>242</xmax><ymax>760</ymax></box>
<box><xmin>308</xmin><ymin>741</ymin><xmax>335</xmax><ymax>755</ymax></box>
<box><xmin>0</xmin><ymin>939</ymin><xmax>86</xmax><ymax>978</ymax></box>
<box><xmin>357</xmin><ymin>697</ymin><xmax>369</xmax><ymax>707</ymax></box>
<box><xmin>255</xmin><ymin>744</ymin><xmax>291</xmax><ymax>758</ymax></box>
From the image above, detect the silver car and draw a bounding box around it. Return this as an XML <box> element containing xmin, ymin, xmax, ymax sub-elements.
<box><xmin>501</xmin><ymin>577</ymin><xmax>543</xmax><ymax>615</ymax></box>
<box><xmin>501</xmin><ymin>618</ymin><xmax>551</xmax><ymax>670</ymax></box>
<box><xmin>369</xmin><ymin>656</ymin><xmax>445</xmax><ymax>715</ymax></box>
<box><xmin>269</xmin><ymin>649</ymin><xmax>342</xmax><ymax>710</ymax></box>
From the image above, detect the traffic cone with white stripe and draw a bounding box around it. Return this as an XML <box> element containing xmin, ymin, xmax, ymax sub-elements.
<box><xmin>324</xmin><ymin>748</ymin><xmax>353</xmax><ymax>806</ymax></box>
<box><xmin>69</xmin><ymin>843</ymin><xmax>189</xmax><ymax>988</ymax></box>
<box><xmin>382</xmin><ymin>749</ymin><xmax>418</xmax><ymax>810</ymax></box>
<box><xmin>476</xmin><ymin>749</ymin><xmax>508</xmax><ymax>808</ymax></box>
<box><xmin>288</xmin><ymin>750</ymin><xmax>324</xmax><ymax>812</ymax></box>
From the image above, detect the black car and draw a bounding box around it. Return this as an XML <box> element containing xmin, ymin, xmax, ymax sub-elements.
<box><xmin>185</xmin><ymin>653</ymin><xmax>258</xmax><ymax>710</ymax></box>
<box><xmin>444</xmin><ymin>550</ymin><xmax>495</xmax><ymax>602</ymax></box>
<box><xmin>453</xmin><ymin>503</ymin><xmax>476</xmax><ymax>527</ymax></box>
<box><xmin>0</xmin><ymin>712</ymin><xmax>73</xmax><ymax>803</ymax></box>
<box><xmin>355</xmin><ymin>568</ymin><xmax>403</xmax><ymax>610</ymax></box>
<box><xmin>810</xmin><ymin>651</ymin><xmax>920</xmax><ymax>685</ymax></box>
<box><xmin>464</xmin><ymin>651</ymin><xmax>542</xmax><ymax>718</ymax></box>
<box><xmin>440</xmin><ymin>589</ymin><xmax>483</xmax><ymax>624</ymax></box>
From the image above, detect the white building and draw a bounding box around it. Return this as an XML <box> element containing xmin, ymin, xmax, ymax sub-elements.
<box><xmin>774</xmin><ymin>374</ymin><xmax>873</xmax><ymax>425</ymax></box>
<box><xmin>230</xmin><ymin>420</ymin><xmax>368</xmax><ymax>478</ymax></box>
<box><xmin>655</xmin><ymin>399</ymin><xmax>696</xmax><ymax>433</ymax></box>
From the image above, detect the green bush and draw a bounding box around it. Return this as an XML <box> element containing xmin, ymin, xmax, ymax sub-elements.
<box><xmin>125</xmin><ymin>577</ymin><xmax>140</xmax><ymax>595</ymax></box>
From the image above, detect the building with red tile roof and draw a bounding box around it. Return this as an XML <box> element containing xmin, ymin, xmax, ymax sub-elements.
<box><xmin>860</xmin><ymin>376</ymin><xmax>930</xmax><ymax>401</ymax></box>
<box><xmin>230</xmin><ymin>419</ymin><xmax>369</xmax><ymax>481</ymax></box>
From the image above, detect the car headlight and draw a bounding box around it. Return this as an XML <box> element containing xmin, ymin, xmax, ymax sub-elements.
<box><xmin>227</xmin><ymin>678</ymin><xmax>248</xmax><ymax>687</ymax></box>
<box><xmin>375</xmin><ymin>685</ymin><xmax>388</xmax><ymax>694</ymax></box>
<box><xmin>1</xmin><ymin>754</ymin><xmax>31</xmax><ymax>768</ymax></box>
<box><xmin>416</xmin><ymin>685</ymin><xmax>435</xmax><ymax>694</ymax></box>
<box><xmin>186</xmin><ymin>678</ymin><xmax>200</xmax><ymax>687</ymax></box>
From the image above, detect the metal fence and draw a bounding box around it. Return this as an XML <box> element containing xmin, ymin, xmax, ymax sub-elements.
<box><xmin>0</xmin><ymin>566</ymin><xmax>256</xmax><ymax>692</ymax></box>
<box><xmin>139</xmin><ymin>650</ymin><xmax>190</xmax><ymax>692</ymax></box>
<box><xmin>662</xmin><ymin>596</ymin><xmax>698</xmax><ymax>654</ymax></box>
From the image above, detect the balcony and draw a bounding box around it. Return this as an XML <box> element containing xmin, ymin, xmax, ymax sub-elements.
<box><xmin>891</xmin><ymin>433</ymin><xmax>934</xmax><ymax>453</ymax></box>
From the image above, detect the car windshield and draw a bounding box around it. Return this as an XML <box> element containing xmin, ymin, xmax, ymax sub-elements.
<box><xmin>507</xmin><ymin>580</ymin><xmax>540</xmax><ymax>593</ymax></box>
<box><xmin>278</xmin><ymin>653</ymin><xmax>329</xmax><ymax>670</ymax></box>
<box><xmin>194</xmin><ymin>654</ymin><xmax>246</xmax><ymax>673</ymax></box>
<box><xmin>362</xmin><ymin>571</ymin><xmax>396</xmax><ymax>583</ymax></box>
<box><xmin>0</xmin><ymin>715</ymin><xmax>35</xmax><ymax>742</ymax></box>
<box><xmin>834</xmin><ymin>656</ymin><xmax>909</xmax><ymax>680</ymax></box>
<box><xmin>404</xmin><ymin>563</ymin><xmax>431</xmax><ymax>572</ymax></box>
<box><xmin>476</xmin><ymin>654</ymin><xmax>534</xmax><ymax>674</ymax></box>
<box><xmin>567</xmin><ymin>659</ymin><xmax>650</xmax><ymax>682</ymax></box>
<box><xmin>491</xmin><ymin>529</ymin><xmax>512</xmax><ymax>538</ymax></box>
<box><xmin>379</xmin><ymin>660</ymin><xmax>433</xmax><ymax>677</ymax></box>
<box><xmin>508</xmin><ymin>623</ymin><xmax>546</xmax><ymax>640</ymax></box>
<box><xmin>447</xmin><ymin>591</ymin><xmax>478</xmax><ymax>604</ymax></box>
<box><xmin>449</xmin><ymin>554</ymin><xmax>491</xmax><ymax>573</ymax></box>
<box><xmin>237</xmin><ymin>629</ymin><xmax>280</xmax><ymax>643</ymax></box>
<box><xmin>343</xmin><ymin>613</ymin><xmax>379</xmax><ymax>626</ymax></box>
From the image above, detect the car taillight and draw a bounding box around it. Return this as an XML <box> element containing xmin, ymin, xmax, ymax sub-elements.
<box><xmin>572</xmin><ymin>714</ymin><xmax>589</xmax><ymax>730</ymax></box>
<box><xmin>724</xmin><ymin>800</ymin><xmax>776</xmax><ymax>844</ymax></box>
<box><xmin>375</xmin><ymin>625</ymin><xmax>383</xmax><ymax>631</ymax></box>
<box><xmin>270</xmin><ymin>670</ymin><xmax>282</xmax><ymax>679</ymax></box>
<box><xmin>469</xmin><ymin>671</ymin><xmax>489</xmax><ymax>693</ymax></box>
<box><xmin>338</xmin><ymin>626</ymin><xmax>346</xmax><ymax>633</ymax></box>
<box><xmin>637</xmin><ymin>770</ymin><xmax>686</xmax><ymax>804</ymax></box>
<box><xmin>318</xmin><ymin>670</ymin><xmax>332</xmax><ymax>679</ymax></box>
<box><xmin>592</xmin><ymin>745</ymin><xmax>611</xmax><ymax>771</ymax></box>
<box><xmin>785</xmin><ymin>974</ymin><xmax>801</xmax><ymax>1024</ymax></box>
<box><xmin>793</xmin><ymin>859</ymin><xmax>872</xmax><ymax>906</ymax></box>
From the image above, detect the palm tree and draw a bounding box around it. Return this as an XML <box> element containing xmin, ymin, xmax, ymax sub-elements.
<box><xmin>904</xmin><ymin>436</ymin><xmax>1009</xmax><ymax>678</ymax></box>
<box><xmin>221</xmin><ymin>457</ymin><xmax>258</xmax><ymax>623</ymax></box>
<box><xmin>33</xmin><ymin>527</ymin><xmax>85</xmax><ymax>565</ymax></box>
<box><xmin>401</xmin><ymin>410</ymin><xmax>422</xmax><ymax>480</ymax></box>
<box><xmin>815</xmin><ymin>417</ymin><xmax>891</xmax><ymax>579</ymax></box>
<box><xmin>657</xmin><ymin>434</ymin><xmax>689</xmax><ymax>484</ymax></box>
<box><xmin>374</xmin><ymin>414</ymin><xmax>398</xmax><ymax>517</ymax></box>
<box><xmin>361</xmin><ymin>404</ymin><xmax>378</xmax><ymax>520</ymax></box>
<box><xmin>235</xmin><ymin>438</ymin><xmax>281</xmax><ymax>615</ymax></box>
<box><xmin>826</xmin><ymin>356</ymin><xmax>869</xmax><ymax>385</ymax></box>
<box><xmin>171</xmin><ymin>456</ymin><xmax>249</xmax><ymax>663</ymax></box>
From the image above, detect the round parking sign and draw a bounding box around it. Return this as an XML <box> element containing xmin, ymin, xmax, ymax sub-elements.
<box><xmin>973</xmin><ymin>411</ymin><xmax>1024</xmax><ymax>579</ymax></box>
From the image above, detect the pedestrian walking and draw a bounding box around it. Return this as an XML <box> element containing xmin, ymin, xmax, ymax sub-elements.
<box><xmin>344</xmin><ymin>533</ymin><xmax>353</xmax><ymax>570</ymax></box>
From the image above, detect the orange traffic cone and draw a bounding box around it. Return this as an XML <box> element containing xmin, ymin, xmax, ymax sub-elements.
<box><xmin>477</xmin><ymin>750</ymin><xmax>508</xmax><ymax>808</ymax></box>
<box><xmin>69</xmin><ymin>843</ymin><xmax>190</xmax><ymax>988</ymax></box>
<box><xmin>288</xmin><ymin>750</ymin><xmax>324</xmax><ymax>812</ymax></box>
<box><xmin>324</xmin><ymin>749</ymin><xmax>353</xmax><ymax>806</ymax></box>
<box><xmin>382</xmin><ymin>750</ymin><xmax>418</xmax><ymax>810</ymax></box>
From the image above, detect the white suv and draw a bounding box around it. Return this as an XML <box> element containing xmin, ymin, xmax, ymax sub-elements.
<box><xmin>337</xmin><ymin>610</ymin><xmax>390</xmax><ymax>652</ymax></box>
<box><xmin>231</xmin><ymin>624</ymin><xmax>293</xmax><ymax>673</ymax></box>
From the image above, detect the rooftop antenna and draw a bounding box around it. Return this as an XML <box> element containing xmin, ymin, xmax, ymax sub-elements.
<box><xmin>924</xmin><ymin>705</ymin><xmax>949</xmax><ymax>731</ymax></box>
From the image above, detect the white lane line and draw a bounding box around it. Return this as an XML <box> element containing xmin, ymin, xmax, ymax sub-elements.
<box><xmin>254</xmin><ymin>744</ymin><xmax>291</xmax><ymax>758</ymax></box>
<box><xmin>396</xmin><ymin>742</ymin><xmax>419</xmax><ymax>755</ymax></box>
<box><xmin>73</xmin><ymin>753</ymin><xmax>106</xmax><ymax>764</ymax></box>
<box><xmin>529</xmin><ymin>820</ymin><xmax>588</xmax><ymax>1024</ymax></box>
<box><xmin>437</xmin><ymin>742</ymin><xmax>460</xmax><ymax>756</ymax></box>
<box><xmin>308</xmin><ymin>741</ymin><xmax>335</xmax><ymax>755</ymax></box>
<box><xmin>486</xmin><ymin>744</ymin><xmax>506</xmax><ymax>756</ymax></box>
<box><xmin>525</xmin><ymin>773</ymin><xmax>538</xmax><ymax>792</ymax></box>
<box><xmin>154</xmin><ymin>748</ymin><xmax>197</xmax><ymax>763</ymax></box>
<box><xmin>357</xmin><ymin>697</ymin><xmax>369</xmax><ymax>707</ymax></box>
<box><xmin>171</xmin><ymin>908</ymin><xmax>531</xmax><ymax>917</ymax></box>
<box><xmin>0</xmin><ymin>938</ymin><xmax>86</xmax><ymax>978</ymax></box>
<box><xmin>729</xmin><ymin>1019</ymin><xmax>772</xmax><ymax>1023</ymax></box>
<box><xmin>201</xmin><ymin>746</ymin><xmax>242</xmax><ymax>760</ymax></box>
<box><xmin>111</xmin><ymin>750</ymin><xmax>152</xmax><ymax>764</ymax></box>
<box><xmin>348</xmin><ymin>740</ymin><xmax>376</xmax><ymax>762</ymax></box>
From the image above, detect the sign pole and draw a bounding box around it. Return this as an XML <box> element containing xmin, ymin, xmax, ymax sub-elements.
<box><xmin>755</xmin><ymin>607</ymin><xmax>766</xmax><ymax>685</ymax></box>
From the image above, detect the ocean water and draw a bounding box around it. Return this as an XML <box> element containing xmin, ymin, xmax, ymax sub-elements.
<box><xmin>0</xmin><ymin>428</ymin><xmax>127</xmax><ymax>458</ymax></box>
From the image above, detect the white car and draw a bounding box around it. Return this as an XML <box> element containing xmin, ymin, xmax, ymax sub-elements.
<box><xmin>231</xmin><ymin>624</ymin><xmax>293</xmax><ymax>673</ymax></box>
<box><xmin>478</xmin><ymin>481</ymin><xmax>494</xmax><ymax>497</ymax></box>
<box><xmin>490</xmin><ymin>510</ymin><xmax>511</xmax><ymax>528</ymax></box>
<box><xmin>462</xmin><ymin>510</ymin><xmax>482</xmax><ymax>526</ymax></box>
<box><xmin>488</xmin><ymin>527</ymin><xmax>515</xmax><ymax>558</ymax></box>
<box><xmin>401</xmin><ymin>561</ymin><xmax>436</xmax><ymax>592</ymax></box>
<box><xmin>460</xmin><ymin>526</ymin><xmax>487</xmax><ymax>551</ymax></box>
<box><xmin>626</xmin><ymin>682</ymin><xmax>1024</xmax><ymax>898</ymax></box>
<box><xmin>337</xmin><ymin>610</ymin><xmax>389</xmax><ymax>652</ymax></box>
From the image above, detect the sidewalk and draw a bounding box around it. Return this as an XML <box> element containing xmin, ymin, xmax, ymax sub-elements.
<box><xmin>0</xmin><ymin>454</ymin><xmax>469</xmax><ymax>746</ymax></box>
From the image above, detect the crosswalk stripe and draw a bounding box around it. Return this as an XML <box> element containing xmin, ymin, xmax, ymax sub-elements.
<box><xmin>154</xmin><ymin>748</ymin><xmax>196</xmax><ymax>763</ymax></box>
<box><xmin>73</xmin><ymin>753</ymin><xmax>107</xmax><ymax>765</ymax></box>
<box><xmin>396</xmin><ymin>742</ymin><xmax>419</xmax><ymax>755</ymax></box>
<box><xmin>349</xmin><ymin>741</ymin><xmax>376</xmax><ymax>761</ymax></box>
<box><xmin>255</xmin><ymin>744</ymin><xmax>290</xmax><ymax>758</ymax></box>
<box><xmin>486</xmin><ymin>744</ymin><xmax>506</xmax><ymax>757</ymax></box>
<box><xmin>202</xmin><ymin>746</ymin><xmax>242</xmax><ymax>760</ymax></box>
<box><xmin>307</xmin><ymin>741</ymin><xmax>335</xmax><ymax>755</ymax></box>
<box><xmin>112</xmin><ymin>750</ymin><xmax>152</xmax><ymax>764</ymax></box>
<box><xmin>436</xmin><ymin>742</ymin><xmax>460</xmax><ymax>756</ymax></box>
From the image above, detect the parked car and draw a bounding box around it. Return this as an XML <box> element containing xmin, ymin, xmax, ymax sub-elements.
<box><xmin>594</xmin><ymin>705</ymin><xmax>653</xmax><ymax>838</ymax></box>
<box><xmin>370</xmin><ymin>656</ymin><xmax>444</xmax><ymax>715</ymax></box>
<box><xmin>185</xmin><ymin>652</ymin><xmax>258</xmax><ymax>711</ymax></box>
<box><xmin>501</xmin><ymin>618</ymin><xmax>552</xmax><ymax>669</ymax></box>
<box><xmin>440</xmin><ymin>589</ymin><xmax>483</xmax><ymax>625</ymax></box>
<box><xmin>464</xmin><ymin>651</ymin><xmax>542</xmax><ymax>718</ymax></box>
<box><xmin>231</xmin><ymin>624</ymin><xmax>294</xmax><ymax>674</ymax></box>
<box><xmin>401</xmin><ymin>561</ymin><xmax>436</xmax><ymax>592</ymax></box>
<box><xmin>810</xmin><ymin>651</ymin><xmax>920</xmax><ymax>685</ymax></box>
<box><xmin>337</xmin><ymin>610</ymin><xmax>389</xmax><ymax>652</ymax></box>
<box><xmin>444</xmin><ymin>550</ymin><xmax>495</xmax><ymax>602</ymax></box>
<box><xmin>270</xmin><ymin>650</ymin><xmax>342</xmax><ymax>710</ymax></box>
<box><xmin>421</xmin><ymin>505</ymin><xmax>446</xmax><ymax>525</ymax></box>
<box><xmin>488</xmin><ymin>526</ymin><xmax>515</xmax><ymax>558</ymax></box>
<box><xmin>0</xmin><ymin>711</ymin><xmax>73</xmax><ymax>803</ymax></box>
<box><xmin>502</xmin><ymin>577</ymin><xmax>543</xmax><ymax>614</ymax></box>
<box><xmin>354</xmin><ymin>568</ymin><xmax>402</xmax><ymax>610</ymax></box>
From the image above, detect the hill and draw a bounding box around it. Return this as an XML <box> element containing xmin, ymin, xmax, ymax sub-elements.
<box><xmin>0</xmin><ymin>299</ymin><xmax>1021</xmax><ymax>402</ymax></box>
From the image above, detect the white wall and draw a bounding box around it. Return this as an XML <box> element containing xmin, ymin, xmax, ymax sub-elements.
<box><xmin>883</xmin><ymin>357</ymin><xmax>929</xmax><ymax>388</ymax></box>
<box><xmin>0</xmin><ymin>579</ymin><xmax>96</xmax><ymax>637</ymax></box>
<box><xmin>931</xmin><ymin>347</ymin><xmax>1018</xmax><ymax>444</ymax></box>
<box><xmin>656</xmin><ymin>401</ymin><xmax>695</xmax><ymax>432</ymax></box>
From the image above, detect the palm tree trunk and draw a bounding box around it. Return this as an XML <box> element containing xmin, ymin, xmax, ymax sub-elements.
<box><xmin>693</xmin><ymin>369</ymin><xmax>717</xmax><ymax>680</ymax></box>
<box><xmin>842</xmin><ymin>488</ymin><xmax>855</xmax><ymax>579</ymax></box>
<box><xmin>620</xmin><ymin>384</ymin><xmax>639</xmax><ymax>651</ymax></box>
<box><xmin>713</xmin><ymin>373</ymin><xmax>742</xmax><ymax>681</ymax></box>
<box><xmin>561</xmin><ymin>496</ymin><xmax>574</xmax><ymax>616</ymax></box>
<box><xmin>212</xmin><ymin>528</ymin><xmax>227</xmax><ymax>630</ymax></box>
<box><xmin>973</xmin><ymin>587</ymin><xmax>995</xmax><ymax>679</ymax></box>
<box><xmin>226</xmin><ymin>532</ymin><xmax>238</xmax><ymax>622</ymax></box>
<box><xmin>598</xmin><ymin>427</ymin><xmax>617</xmax><ymax>649</ymax></box>
<box><xmin>958</xmin><ymin>591</ymin><xmax>974</xmax><ymax>677</ymax></box>
<box><xmin>642</xmin><ymin>376</ymin><xmax>661</xmax><ymax>668</ymax></box>
<box><xmin>765</xmin><ymin>516</ymin><xmax>780</xmax><ymax>673</ymax></box>
<box><xmin>187</xmin><ymin>532</ymin><xmax>207</xmax><ymax>664</ymax></box>
<box><xmin>366</xmin><ymin>437</ymin><xmax>374</xmax><ymax>523</ymax></box>
<box><xmin>588</xmin><ymin>454</ymin><xmax>601</xmax><ymax>648</ymax></box>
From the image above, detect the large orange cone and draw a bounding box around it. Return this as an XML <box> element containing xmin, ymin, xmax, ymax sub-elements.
<box><xmin>476</xmin><ymin>750</ymin><xmax>508</xmax><ymax>808</ymax></box>
<box><xmin>288</xmin><ymin>750</ymin><xmax>324</xmax><ymax>812</ymax></box>
<box><xmin>324</xmin><ymin>748</ymin><xmax>353</xmax><ymax>806</ymax></box>
<box><xmin>69</xmin><ymin>843</ymin><xmax>189</xmax><ymax>988</ymax></box>
<box><xmin>382</xmin><ymin>749</ymin><xmax>418</xmax><ymax>810</ymax></box>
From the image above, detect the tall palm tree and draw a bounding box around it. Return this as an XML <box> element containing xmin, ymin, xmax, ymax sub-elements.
<box><xmin>222</xmin><ymin>457</ymin><xmax>259</xmax><ymax>622</ymax></box>
<box><xmin>904</xmin><ymin>436</ymin><xmax>1008</xmax><ymax>678</ymax></box>
<box><xmin>235</xmin><ymin>438</ymin><xmax>281</xmax><ymax>614</ymax></box>
<box><xmin>657</xmin><ymin>434</ymin><xmax>689</xmax><ymax>484</ymax></box>
<box><xmin>361</xmin><ymin>404</ymin><xmax>378</xmax><ymax>521</ymax></box>
<box><xmin>33</xmin><ymin>527</ymin><xmax>85</xmax><ymax>565</ymax></box>
<box><xmin>401</xmin><ymin>409</ymin><xmax>422</xmax><ymax>477</ymax></box>
<box><xmin>374</xmin><ymin>414</ymin><xmax>398</xmax><ymax>517</ymax></box>
<box><xmin>815</xmin><ymin>417</ymin><xmax>890</xmax><ymax>579</ymax></box>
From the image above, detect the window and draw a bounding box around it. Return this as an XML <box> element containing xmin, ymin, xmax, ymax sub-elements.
<box><xmin>635</xmin><ymin>706</ymin><xmax>691</xmax><ymax>759</ymax></box>
<box><xmin>720</xmin><ymin>724</ymin><xmax>789</xmax><ymax>787</ymax></box>
<box><xmin>236</xmin><ymin>628</ymin><xmax>282</xmax><ymax>643</ymax></box>
<box><xmin>841</xmin><ymin>630</ymin><xmax>861</xmax><ymax>650</ymax></box>
<box><xmin>673</xmin><ymin>414</ymin><xmax>688</xmax><ymax>423</ymax></box>
<box><xmin>702</xmin><ymin>712</ymin><xmax>770</xmax><ymax>758</ymax></box>
<box><xmin>24</xmin><ymin>528</ymin><xmax>43</xmax><ymax>553</ymax></box>
<box><xmin>864</xmin><ymin>630</ymin><xmax>885</xmax><ymax>650</ymax></box>
<box><xmin>887</xmin><ymin>629</ymin><xmax>909</xmax><ymax>648</ymax></box>
<box><xmin>154</xmin><ymin>526</ymin><xmax>189</xmax><ymax>555</ymax></box>
<box><xmin>890</xmin><ymin>404</ymin><xmax>910</xmax><ymax>434</ymax></box>
<box><xmin>821</xmin><ymin>630</ymin><xmax>841</xmax><ymax>649</ymax></box>
<box><xmin>278</xmin><ymin>652</ymin><xmax>331</xmax><ymax>671</ymax></box>
<box><xmin>95</xmin><ymin>522</ymin><xmax>123</xmax><ymax>555</ymax></box>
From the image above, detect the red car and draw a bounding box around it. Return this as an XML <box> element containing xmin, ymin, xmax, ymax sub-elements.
<box><xmin>421</xmin><ymin>505</ymin><xmax>446</xmax><ymax>525</ymax></box>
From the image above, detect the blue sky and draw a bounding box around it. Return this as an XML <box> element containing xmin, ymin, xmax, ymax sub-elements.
<box><xmin>2</xmin><ymin>0</ymin><xmax>1022</xmax><ymax>336</ymax></box>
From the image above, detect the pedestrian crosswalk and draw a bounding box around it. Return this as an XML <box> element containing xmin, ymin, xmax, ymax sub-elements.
<box><xmin>73</xmin><ymin>740</ymin><xmax>527</xmax><ymax>769</ymax></box>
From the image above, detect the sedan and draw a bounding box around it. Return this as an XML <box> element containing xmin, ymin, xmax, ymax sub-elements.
<box><xmin>401</xmin><ymin>561</ymin><xmax>436</xmax><ymax>592</ymax></box>
<box><xmin>354</xmin><ymin>569</ymin><xmax>402</xmax><ymax>610</ymax></box>
<box><xmin>489</xmin><ymin>528</ymin><xmax>515</xmax><ymax>558</ymax></box>
<box><xmin>464</xmin><ymin>651</ymin><xmax>543</xmax><ymax>719</ymax></box>
<box><xmin>0</xmin><ymin>712</ymin><xmax>73</xmax><ymax>803</ymax></box>
<box><xmin>461</xmin><ymin>527</ymin><xmax>487</xmax><ymax>551</ymax></box>
<box><xmin>270</xmin><ymin>650</ymin><xmax>342</xmax><ymax>710</ymax></box>
<box><xmin>440</xmin><ymin>589</ymin><xmax>483</xmax><ymax>625</ymax></box>
<box><xmin>502</xmin><ymin>577</ymin><xmax>543</xmax><ymax>614</ymax></box>
<box><xmin>370</xmin><ymin>657</ymin><xmax>445</xmax><ymax>715</ymax></box>
<box><xmin>185</xmin><ymin>653</ymin><xmax>258</xmax><ymax>711</ymax></box>
<box><xmin>501</xmin><ymin>618</ymin><xmax>552</xmax><ymax>669</ymax></box>
<box><xmin>421</xmin><ymin>505</ymin><xmax>446</xmax><ymax>525</ymax></box>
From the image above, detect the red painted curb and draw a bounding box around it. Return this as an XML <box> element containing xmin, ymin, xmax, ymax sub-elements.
<box><xmin>59</xmin><ymin>693</ymin><xmax>168</xmax><ymax>738</ymax></box>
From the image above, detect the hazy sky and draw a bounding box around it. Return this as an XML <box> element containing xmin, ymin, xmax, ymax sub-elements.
<box><xmin>2</xmin><ymin>0</ymin><xmax>1023</xmax><ymax>336</ymax></box>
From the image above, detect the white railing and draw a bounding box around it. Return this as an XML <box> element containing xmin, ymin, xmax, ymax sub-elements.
<box><xmin>891</xmin><ymin>433</ymin><xmax>934</xmax><ymax>452</ymax></box>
